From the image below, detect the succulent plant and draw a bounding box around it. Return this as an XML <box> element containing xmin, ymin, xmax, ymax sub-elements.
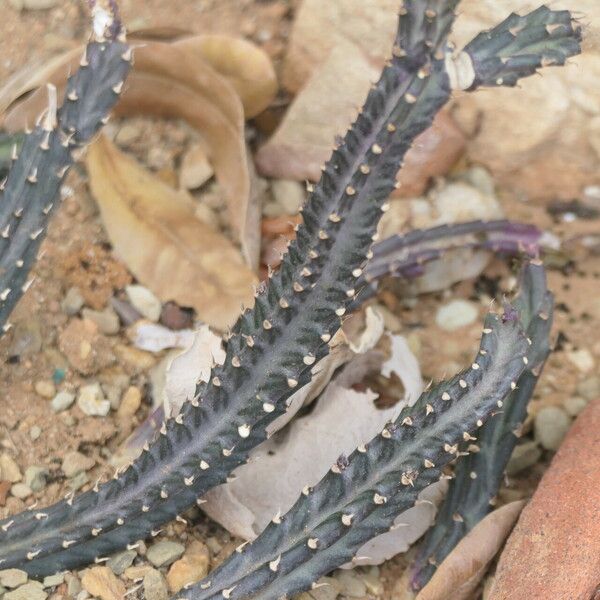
<box><xmin>0</xmin><ymin>1</ymin><xmax>580</xmax><ymax>598</ymax></box>
<box><xmin>0</xmin><ymin>1</ymin><xmax>130</xmax><ymax>334</ymax></box>
<box><xmin>410</xmin><ymin>261</ymin><xmax>554</xmax><ymax>590</ymax></box>
<box><xmin>177</xmin><ymin>261</ymin><xmax>545</xmax><ymax>600</ymax></box>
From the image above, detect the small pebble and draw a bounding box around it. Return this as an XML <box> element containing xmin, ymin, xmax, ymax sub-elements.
<box><xmin>0</xmin><ymin>454</ymin><xmax>22</xmax><ymax>483</ymax></box>
<box><xmin>117</xmin><ymin>386</ymin><xmax>142</xmax><ymax>419</ymax></box>
<box><xmin>115</xmin><ymin>122</ymin><xmax>141</xmax><ymax>146</ymax></box>
<box><xmin>125</xmin><ymin>285</ymin><xmax>162</xmax><ymax>322</ymax></box>
<box><xmin>336</xmin><ymin>570</ymin><xmax>367</xmax><ymax>597</ymax></box>
<box><xmin>25</xmin><ymin>466</ymin><xmax>48</xmax><ymax>492</ymax></box>
<box><xmin>563</xmin><ymin>396</ymin><xmax>588</xmax><ymax>417</ymax></box>
<box><xmin>77</xmin><ymin>383</ymin><xmax>110</xmax><ymax>417</ymax></box>
<box><xmin>0</xmin><ymin>569</ymin><xmax>28</xmax><ymax>588</ymax></box>
<box><xmin>82</xmin><ymin>307</ymin><xmax>120</xmax><ymax>335</ymax></box>
<box><xmin>69</xmin><ymin>471</ymin><xmax>89</xmax><ymax>492</ymax></box>
<box><xmin>51</xmin><ymin>391</ymin><xmax>75</xmax><ymax>412</ymax></box>
<box><xmin>62</xmin><ymin>451</ymin><xmax>95</xmax><ymax>478</ymax></box>
<box><xmin>147</xmin><ymin>541</ymin><xmax>185</xmax><ymax>568</ymax></box>
<box><xmin>43</xmin><ymin>573</ymin><xmax>65</xmax><ymax>588</ymax></box>
<box><xmin>29</xmin><ymin>425</ymin><xmax>42</xmax><ymax>441</ymax></box>
<box><xmin>179</xmin><ymin>143</ymin><xmax>214</xmax><ymax>190</ymax></box>
<box><xmin>34</xmin><ymin>380</ymin><xmax>56</xmax><ymax>399</ymax></box>
<box><xmin>3</xmin><ymin>581</ymin><xmax>47</xmax><ymax>600</ymax></box>
<box><xmin>166</xmin><ymin>541</ymin><xmax>210</xmax><ymax>593</ymax></box>
<box><xmin>107</xmin><ymin>550</ymin><xmax>136</xmax><ymax>576</ymax></box>
<box><xmin>11</xmin><ymin>483</ymin><xmax>32</xmax><ymax>499</ymax></box>
<box><xmin>61</xmin><ymin>286</ymin><xmax>85</xmax><ymax>316</ymax></box>
<box><xmin>81</xmin><ymin>566</ymin><xmax>125</xmax><ymax>600</ymax></box>
<box><xmin>576</xmin><ymin>376</ymin><xmax>600</xmax><ymax>401</ymax></box>
<box><xmin>566</xmin><ymin>348</ymin><xmax>595</xmax><ymax>373</ymax></box>
<box><xmin>507</xmin><ymin>441</ymin><xmax>542</xmax><ymax>476</ymax></box>
<box><xmin>271</xmin><ymin>179</ymin><xmax>306</xmax><ymax>214</ymax></box>
<box><xmin>435</xmin><ymin>299</ymin><xmax>479</xmax><ymax>331</ymax></box>
<box><xmin>160</xmin><ymin>302</ymin><xmax>194</xmax><ymax>330</ymax></box>
<box><xmin>534</xmin><ymin>406</ymin><xmax>571</xmax><ymax>451</ymax></box>
<box><xmin>143</xmin><ymin>568</ymin><xmax>169</xmax><ymax>600</ymax></box>
<box><xmin>8</xmin><ymin>319</ymin><xmax>42</xmax><ymax>359</ymax></box>
<box><xmin>65</xmin><ymin>574</ymin><xmax>82</xmax><ymax>596</ymax></box>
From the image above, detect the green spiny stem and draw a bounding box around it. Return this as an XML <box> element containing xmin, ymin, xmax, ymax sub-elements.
<box><xmin>0</xmin><ymin>2</ymin><xmax>580</xmax><ymax>580</ymax></box>
<box><xmin>0</xmin><ymin>0</ymin><xmax>459</xmax><ymax>576</ymax></box>
<box><xmin>0</xmin><ymin>7</ymin><xmax>130</xmax><ymax>335</ymax></box>
<box><xmin>410</xmin><ymin>261</ymin><xmax>553</xmax><ymax>590</ymax></box>
<box><xmin>114</xmin><ymin>218</ymin><xmax>543</xmax><ymax>464</ymax></box>
<box><xmin>460</xmin><ymin>5</ymin><xmax>581</xmax><ymax>89</ymax></box>
<box><xmin>355</xmin><ymin>219</ymin><xmax>541</xmax><ymax>303</ymax></box>
<box><xmin>178</xmin><ymin>288</ymin><xmax>532</xmax><ymax>600</ymax></box>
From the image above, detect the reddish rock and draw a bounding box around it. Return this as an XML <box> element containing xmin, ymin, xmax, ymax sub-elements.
<box><xmin>58</xmin><ymin>318</ymin><xmax>115</xmax><ymax>376</ymax></box>
<box><xmin>0</xmin><ymin>481</ymin><xmax>10</xmax><ymax>507</ymax></box>
<box><xmin>489</xmin><ymin>397</ymin><xmax>600</xmax><ymax>600</ymax></box>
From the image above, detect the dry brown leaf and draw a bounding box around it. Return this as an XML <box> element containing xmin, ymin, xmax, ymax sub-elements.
<box><xmin>175</xmin><ymin>35</ymin><xmax>278</xmax><ymax>118</ymax></box>
<box><xmin>415</xmin><ymin>501</ymin><xmax>525</xmax><ymax>600</ymax></box>
<box><xmin>0</xmin><ymin>35</ymin><xmax>276</xmax><ymax>266</ymax></box>
<box><xmin>0</xmin><ymin>45</ymin><xmax>79</xmax><ymax>117</ymax></box>
<box><xmin>86</xmin><ymin>134</ymin><xmax>256</xmax><ymax>330</ymax></box>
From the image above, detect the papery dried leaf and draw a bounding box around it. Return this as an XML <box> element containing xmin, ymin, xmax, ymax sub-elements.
<box><xmin>175</xmin><ymin>34</ymin><xmax>278</xmax><ymax>118</ymax></box>
<box><xmin>1</xmin><ymin>39</ymin><xmax>262</xmax><ymax>265</ymax></box>
<box><xmin>86</xmin><ymin>134</ymin><xmax>257</xmax><ymax>330</ymax></box>
<box><xmin>164</xmin><ymin>325</ymin><xmax>225</xmax><ymax>417</ymax></box>
<box><xmin>415</xmin><ymin>501</ymin><xmax>525</xmax><ymax>600</ymax></box>
<box><xmin>201</xmin><ymin>335</ymin><xmax>424</xmax><ymax>552</ymax></box>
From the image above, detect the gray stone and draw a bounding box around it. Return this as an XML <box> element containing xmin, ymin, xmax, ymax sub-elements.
<box><xmin>143</xmin><ymin>568</ymin><xmax>168</xmax><ymax>600</ymax></box>
<box><xmin>563</xmin><ymin>396</ymin><xmax>589</xmax><ymax>417</ymax></box>
<box><xmin>7</xmin><ymin>319</ymin><xmax>42</xmax><ymax>358</ymax></box>
<box><xmin>77</xmin><ymin>383</ymin><xmax>110</xmax><ymax>417</ymax></box>
<box><xmin>11</xmin><ymin>483</ymin><xmax>32</xmax><ymax>499</ymax></box>
<box><xmin>61</xmin><ymin>287</ymin><xmax>85</xmax><ymax>316</ymax></box>
<box><xmin>507</xmin><ymin>441</ymin><xmax>542</xmax><ymax>476</ymax></box>
<box><xmin>125</xmin><ymin>285</ymin><xmax>162</xmax><ymax>322</ymax></box>
<box><xmin>51</xmin><ymin>390</ymin><xmax>75</xmax><ymax>412</ymax></box>
<box><xmin>0</xmin><ymin>569</ymin><xmax>28</xmax><ymax>588</ymax></box>
<box><xmin>107</xmin><ymin>550</ymin><xmax>136</xmax><ymax>576</ymax></box>
<box><xmin>82</xmin><ymin>307</ymin><xmax>120</xmax><ymax>335</ymax></box>
<box><xmin>69</xmin><ymin>471</ymin><xmax>89</xmax><ymax>492</ymax></box>
<box><xmin>65</xmin><ymin>573</ymin><xmax>81</xmax><ymax>596</ymax></box>
<box><xmin>576</xmin><ymin>376</ymin><xmax>600</xmax><ymax>401</ymax></box>
<box><xmin>336</xmin><ymin>570</ymin><xmax>367</xmax><ymax>597</ymax></box>
<box><xmin>29</xmin><ymin>426</ymin><xmax>42</xmax><ymax>441</ymax></box>
<box><xmin>435</xmin><ymin>299</ymin><xmax>479</xmax><ymax>331</ymax></box>
<box><xmin>42</xmin><ymin>573</ymin><xmax>64</xmax><ymax>588</ymax></box>
<box><xmin>3</xmin><ymin>581</ymin><xmax>47</xmax><ymax>600</ymax></box>
<box><xmin>62</xmin><ymin>451</ymin><xmax>95</xmax><ymax>478</ymax></box>
<box><xmin>534</xmin><ymin>406</ymin><xmax>571</xmax><ymax>451</ymax></box>
<box><xmin>146</xmin><ymin>541</ymin><xmax>185</xmax><ymax>568</ymax></box>
<box><xmin>24</xmin><ymin>466</ymin><xmax>48</xmax><ymax>492</ymax></box>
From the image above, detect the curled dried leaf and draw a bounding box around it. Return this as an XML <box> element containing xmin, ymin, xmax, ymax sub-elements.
<box><xmin>86</xmin><ymin>134</ymin><xmax>257</xmax><ymax>330</ymax></box>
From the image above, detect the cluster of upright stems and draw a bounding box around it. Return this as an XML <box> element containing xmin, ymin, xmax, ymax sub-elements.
<box><xmin>0</xmin><ymin>1</ymin><xmax>579</xmax><ymax>598</ymax></box>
